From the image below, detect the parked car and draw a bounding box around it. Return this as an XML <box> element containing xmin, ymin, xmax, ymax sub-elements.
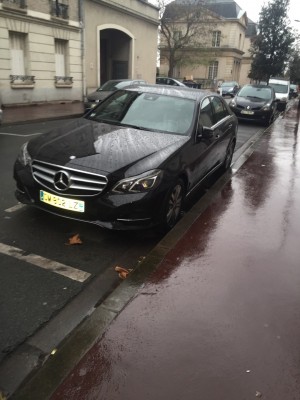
<box><xmin>182</xmin><ymin>79</ymin><xmax>201</xmax><ymax>89</ymax></box>
<box><xmin>217</xmin><ymin>81</ymin><xmax>240</xmax><ymax>97</ymax></box>
<box><xmin>229</xmin><ymin>84</ymin><xmax>277</xmax><ymax>126</ymax></box>
<box><xmin>268</xmin><ymin>78</ymin><xmax>290</xmax><ymax>111</ymax></box>
<box><xmin>289</xmin><ymin>84</ymin><xmax>299</xmax><ymax>99</ymax></box>
<box><xmin>0</xmin><ymin>94</ymin><xmax>2</xmax><ymax>125</ymax></box>
<box><xmin>84</xmin><ymin>79</ymin><xmax>147</xmax><ymax>111</ymax></box>
<box><xmin>156</xmin><ymin>77</ymin><xmax>187</xmax><ymax>87</ymax></box>
<box><xmin>14</xmin><ymin>85</ymin><xmax>237</xmax><ymax>231</ymax></box>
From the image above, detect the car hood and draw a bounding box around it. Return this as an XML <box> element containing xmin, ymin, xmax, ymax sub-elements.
<box><xmin>87</xmin><ymin>90</ymin><xmax>112</xmax><ymax>102</ymax></box>
<box><xmin>235</xmin><ymin>96</ymin><xmax>269</xmax><ymax>107</ymax></box>
<box><xmin>28</xmin><ymin>118</ymin><xmax>188</xmax><ymax>177</ymax></box>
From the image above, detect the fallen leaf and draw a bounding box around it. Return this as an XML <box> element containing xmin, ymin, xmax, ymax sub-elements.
<box><xmin>66</xmin><ymin>234</ymin><xmax>83</xmax><ymax>245</ymax></box>
<box><xmin>115</xmin><ymin>266</ymin><xmax>133</xmax><ymax>279</ymax></box>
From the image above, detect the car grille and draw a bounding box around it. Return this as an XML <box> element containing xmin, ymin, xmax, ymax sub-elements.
<box><xmin>237</xmin><ymin>105</ymin><xmax>261</xmax><ymax>111</ymax></box>
<box><xmin>32</xmin><ymin>160</ymin><xmax>108</xmax><ymax>197</ymax></box>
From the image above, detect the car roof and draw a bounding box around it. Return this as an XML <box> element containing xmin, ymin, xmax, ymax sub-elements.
<box><xmin>106</xmin><ymin>79</ymin><xmax>143</xmax><ymax>83</ymax></box>
<box><xmin>242</xmin><ymin>84</ymin><xmax>273</xmax><ymax>88</ymax></box>
<box><xmin>221</xmin><ymin>81</ymin><xmax>238</xmax><ymax>85</ymax></box>
<box><xmin>125</xmin><ymin>84</ymin><xmax>216</xmax><ymax>101</ymax></box>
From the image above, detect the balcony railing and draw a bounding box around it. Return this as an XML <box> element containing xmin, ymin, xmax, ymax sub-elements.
<box><xmin>55</xmin><ymin>76</ymin><xmax>73</xmax><ymax>87</ymax></box>
<box><xmin>10</xmin><ymin>75</ymin><xmax>35</xmax><ymax>83</ymax></box>
<box><xmin>51</xmin><ymin>1</ymin><xmax>69</xmax><ymax>19</ymax></box>
<box><xmin>10</xmin><ymin>75</ymin><xmax>35</xmax><ymax>88</ymax></box>
<box><xmin>2</xmin><ymin>0</ymin><xmax>27</xmax><ymax>9</ymax></box>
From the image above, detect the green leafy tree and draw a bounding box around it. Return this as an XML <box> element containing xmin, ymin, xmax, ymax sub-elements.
<box><xmin>249</xmin><ymin>0</ymin><xmax>295</xmax><ymax>82</ymax></box>
<box><xmin>289</xmin><ymin>49</ymin><xmax>300</xmax><ymax>83</ymax></box>
<box><xmin>158</xmin><ymin>0</ymin><xmax>217</xmax><ymax>77</ymax></box>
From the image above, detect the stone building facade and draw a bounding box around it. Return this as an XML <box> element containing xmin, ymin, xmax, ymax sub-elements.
<box><xmin>83</xmin><ymin>0</ymin><xmax>159</xmax><ymax>96</ymax></box>
<box><xmin>0</xmin><ymin>0</ymin><xmax>159</xmax><ymax>106</ymax></box>
<box><xmin>159</xmin><ymin>0</ymin><xmax>256</xmax><ymax>87</ymax></box>
<box><xmin>0</xmin><ymin>0</ymin><xmax>83</xmax><ymax>105</ymax></box>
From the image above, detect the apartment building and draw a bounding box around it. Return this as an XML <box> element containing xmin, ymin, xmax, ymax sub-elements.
<box><xmin>159</xmin><ymin>0</ymin><xmax>256</xmax><ymax>86</ymax></box>
<box><xmin>0</xmin><ymin>0</ymin><xmax>83</xmax><ymax>105</ymax></box>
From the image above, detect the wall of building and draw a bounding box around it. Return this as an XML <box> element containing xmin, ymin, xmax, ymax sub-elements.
<box><xmin>84</xmin><ymin>0</ymin><xmax>159</xmax><ymax>94</ymax></box>
<box><xmin>0</xmin><ymin>0</ymin><xmax>83</xmax><ymax>106</ymax></box>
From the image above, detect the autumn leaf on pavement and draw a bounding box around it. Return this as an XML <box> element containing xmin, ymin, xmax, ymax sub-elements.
<box><xmin>115</xmin><ymin>266</ymin><xmax>133</xmax><ymax>279</ymax></box>
<box><xmin>65</xmin><ymin>233</ymin><xmax>83</xmax><ymax>245</ymax></box>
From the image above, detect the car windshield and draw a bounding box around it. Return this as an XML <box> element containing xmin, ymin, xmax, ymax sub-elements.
<box><xmin>221</xmin><ymin>81</ymin><xmax>236</xmax><ymax>87</ymax></box>
<box><xmin>238</xmin><ymin>86</ymin><xmax>272</xmax><ymax>100</ymax></box>
<box><xmin>86</xmin><ymin>90</ymin><xmax>196</xmax><ymax>135</ymax></box>
<box><xmin>268</xmin><ymin>83</ymin><xmax>289</xmax><ymax>93</ymax></box>
<box><xmin>97</xmin><ymin>81</ymin><xmax>132</xmax><ymax>92</ymax></box>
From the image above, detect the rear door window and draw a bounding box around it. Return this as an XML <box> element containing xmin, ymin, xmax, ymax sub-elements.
<box><xmin>199</xmin><ymin>97</ymin><xmax>214</xmax><ymax>127</ymax></box>
<box><xmin>210</xmin><ymin>96</ymin><xmax>228</xmax><ymax>124</ymax></box>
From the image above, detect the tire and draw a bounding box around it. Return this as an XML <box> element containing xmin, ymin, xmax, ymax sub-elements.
<box><xmin>160</xmin><ymin>179</ymin><xmax>185</xmax><ymax>230</ymax></box>
<box><xmin>222</xmin><ymin>139</ymin><xmax>235</xmax><ymax>171</ymax></box>
<box><xmin>263</xmin><ymin>113</ymin><xmax>273</xmax><ymax>127</ymax></box>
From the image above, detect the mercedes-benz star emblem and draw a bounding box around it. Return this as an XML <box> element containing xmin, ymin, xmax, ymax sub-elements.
<box><xmin>247</xmin><ymin>106</ymin><xmax>251</xmax><ymax>110</ymax></box>
<box><xmin>53</xmin><ymin>171</ymin><xmax>70</xmax><ymax>191</ymax></box>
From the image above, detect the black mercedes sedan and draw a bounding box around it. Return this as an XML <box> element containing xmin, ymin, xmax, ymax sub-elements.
<box><xmin>14</xmin><ymin>85</ymin><xmax>237</xmax><ymax>230</ymax></box>
<box><xmin>229</xmin><ymin>84</ymin><xmax>278</xmax><ymax>126</ymax></box>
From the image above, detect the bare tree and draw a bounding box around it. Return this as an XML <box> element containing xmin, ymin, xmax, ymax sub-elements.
<box><xmin>158</xmin><ymin>0</ymin><xmax>218</xmax><ymax>77</ymax></box>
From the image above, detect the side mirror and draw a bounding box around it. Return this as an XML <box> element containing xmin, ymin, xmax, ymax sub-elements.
<box><xmin>197</xmin><ymin>126</ymin><xmax>214</xmax><ymax>141</ymax></box>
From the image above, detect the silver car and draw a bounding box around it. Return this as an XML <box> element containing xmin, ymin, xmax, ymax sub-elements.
<box><xmin>85</xmin><ymin>79</ymin><xmax>147</xmax><ymax>111</ymax></box>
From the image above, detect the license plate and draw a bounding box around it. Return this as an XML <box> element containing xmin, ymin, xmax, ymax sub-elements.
<box><xmin>40</xmin><ymin>190</ymin><xmax>85</xmax><ymax>213</ymax></box>
<box><xmin>241</xmin><ymin>110</ymin><xmax>254</xmax><ymax>115</ymax></box>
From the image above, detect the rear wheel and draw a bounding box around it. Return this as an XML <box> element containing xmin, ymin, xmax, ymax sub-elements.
<box><xmin>160</xmin><ymin>179</ymin><xmax>185</xmax><ymax>230</ymax></box>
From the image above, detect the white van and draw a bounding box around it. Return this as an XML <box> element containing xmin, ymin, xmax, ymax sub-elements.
<box><xmin>268</xmin><ymin>78</ymin><xmax>290</xmax><ymax>111</ymax></box>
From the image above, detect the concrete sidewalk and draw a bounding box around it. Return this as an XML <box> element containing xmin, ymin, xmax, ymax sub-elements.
<box><xmin>10</xmin><ymin>102</ymin><xmax>300</xmax><ymax>400</ymax></box>
<box><xmin>1</xmin><ymin>102</ymin><xmax>84</xmax><ymax>126</ymax></box>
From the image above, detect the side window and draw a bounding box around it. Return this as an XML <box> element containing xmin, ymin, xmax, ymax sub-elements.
<box><xmin>199</xmin><ymin>98</ymin><xmax>214</xmax><ymax>128</ymax></box>
<box><xmin>210</xmin><ymin>96</ymin><xmax>228</xmax><ymax>124</ymax></box>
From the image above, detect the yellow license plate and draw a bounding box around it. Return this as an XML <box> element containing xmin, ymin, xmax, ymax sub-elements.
<box><xmin>241</xmin><ymin>110</ymin><xmax>254</xmax><ymax>115</ymax></box>
<box><xmin>40</xmin><ymin>190</ymin><xmax>85</xmax><ymax>213</ymax></box>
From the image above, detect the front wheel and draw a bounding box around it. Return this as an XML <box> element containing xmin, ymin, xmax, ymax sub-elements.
<box><xmin>160</xmin><ymin>179</ymin><xmax>185</xmax><ymax>230</ymax></box>
<box><xmin>221</xmin><ymin>139</ymin><xmax>235</xmax><ymax>171</ymax></box>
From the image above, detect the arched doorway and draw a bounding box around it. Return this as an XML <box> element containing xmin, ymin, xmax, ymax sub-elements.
<box><xmin>98</xmin><ymin>25</ymin><xmax>134</xmax><ymax>85</ymax></box>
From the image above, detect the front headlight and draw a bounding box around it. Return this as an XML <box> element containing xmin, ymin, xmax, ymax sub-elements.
<box><xmin>112</xmin><ymin>170</ymin><xmax>162</xmax><ymax>194</ymax></box>
<box><xmin>280</xmin><ymin>97</ymin><xmax>288</xmax><ymax>102</ymax></box>
<box><xmin>262</xmin><ymin>103</ymin><xmax>271</xmax><ymax>111</ymax></box>
<box><xmin>17</xmin><ymin>142</ymin><xmax>32</xmax><ymax>166</ymax></box>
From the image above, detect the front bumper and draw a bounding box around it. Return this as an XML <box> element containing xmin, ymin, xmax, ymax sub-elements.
<box><xmin>14</xmin><ymin>160</ymin><xmax>168</xmax><ymax>230</ymax></box>
<box><xmin>229</xmin><ymin>107</ymin><xmax>273</xmax><ymax>123</ymax></box>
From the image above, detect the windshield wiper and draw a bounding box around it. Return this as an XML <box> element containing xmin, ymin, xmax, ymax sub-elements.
<box><xmin>118</xmin><ymin>122</ymin><xmax>157</xmax><ymax>132</ymax></box>
<box><xmin>246</xmin><ymin>96</ymin><xmax>265</xmax><ymax>100</ymax></box>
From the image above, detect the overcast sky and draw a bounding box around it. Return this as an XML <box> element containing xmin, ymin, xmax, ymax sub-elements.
<box><xmin>150</xmin><ymin>0</ymin><xmax>300</xmax><ymax>29</ymax></box>
<box><xmin>235</xmin><ymin>0</ymin><xmax>300</xmax><ymax>27</ymax></box>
